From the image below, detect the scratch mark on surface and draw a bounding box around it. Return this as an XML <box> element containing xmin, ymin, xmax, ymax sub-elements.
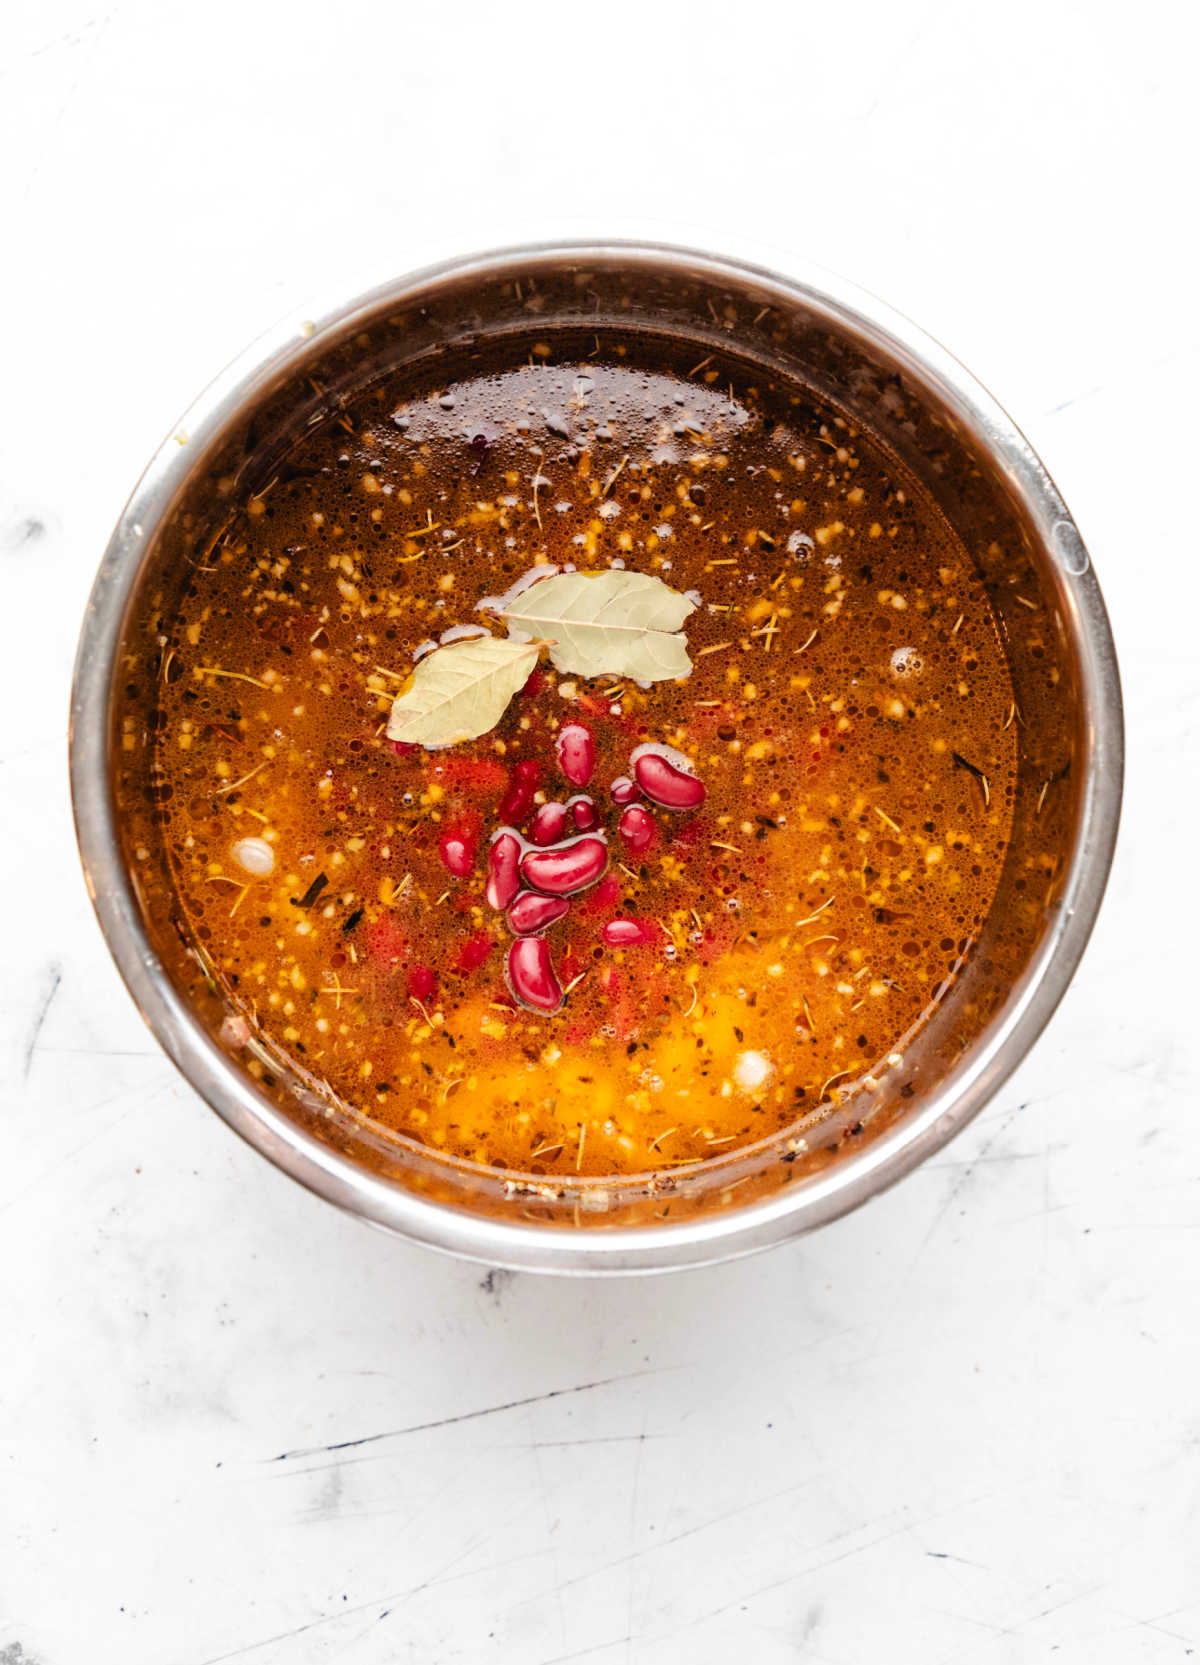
<box><xmin>1045</xmin><ymin>340</ymin><xmax>1200</xmax><ymax>418</ymax></box>
<box><xmin>509</xmin><ymin>1435</ymin><xmax>666</xmax><ymax>1449</ymax></box>
<box><xmin>192</xmin><ymin>1540</ymin><xmax>485</xmax><ymax>1664</ymax></box>
<box><xmin>514</xmin><ymin>1470</ymin><xmax>831</xmax><ymax>1612</ymax></box>
<box><xmin>325</xmin><ymin>1604</ymin><xmax>394</xmax><ymax>1660</ymax></box>
<box><xmin>29</xmin><ymin>1045</ymin><xmax>161</xmax><ymax>1057</ymax></box>
<box><xmin>22</xmin><ymin>962</ymin><xmax>62</xmax><ymax>1078</ymax></box>
<box><xmin>1</xmin><ymin>1086</ymin><xmax>169</xmax><ymax>1218</ymax></box>
<box><xmin>27</xmin><ymin>12</ymin><xmax>115</xmax><ymax>61</ymax></box>
<box><xmin>530</xmin><ymin>1420</ymin><xmax>568</xmax><ymax>1655</ymax></box>
<box><xmin>984</xmin><ymin>1582</ymin><xmax>1105</xmax><ymax>1641</ymax></box>
<box><xmin>538</xmin><ymin>1636</ymin><xmax>635</xmax><ymax>1665</ymax></box>
<box><xmin>1048</xmin><ymin>386</ymin><xmax>1104</xmax><ymax>414</ymax></box>
<box><xmin>920</xmin><ymin>1099</ymin><xmax>1029</xmax><ymax>1245</ymax></box>
<box><xmin>267</xmin><ymin>1367</ymin><xmax>665</xmax><ymax>1462</ymax></box>
<box><xmin>1113</xmin><ymin>1600</ymin><xmax>1200</xmax><ymax>1648</ymax></box>
<box><xmin>923</xmin><ymin>1150</ymin><xmax>1046</xmax><ymax>1172</ymax></box>
<box><xmin>422</xmin><ymin>1541</ymin><xmax>553</xmax><ymax>1596</ymax></box>
<box><xmin>625</xmin><ymin>1408</ymin><xmax>647</xmax><ymax>1660</ymax></box>
<box><xmin>671</xmin><ymin>1516</ymin><xmax>920</xmax><ymax>1634</ymax></box>
<box><xmin>857</xmin><ymin>0</ymin><xmax>947</xmax><ymax>122</ymax></box>
<box><xmin>192</xmin><ymin>1606</ymin><xmax>382</xmax><ymax>1665</ymax></box>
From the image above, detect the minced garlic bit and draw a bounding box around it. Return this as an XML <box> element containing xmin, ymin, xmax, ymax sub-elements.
<box><xmin>230</xmin><ymin>837</ymin><xmax>275</xmax><ymax>876</ymax></box>
<box><xmin>734</xmin><ymin>1050</ymin><xmax>773</xmax><ymax>1093</ymax></box>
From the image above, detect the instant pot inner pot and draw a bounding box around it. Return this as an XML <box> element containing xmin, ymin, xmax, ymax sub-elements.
<box><xmin>108</xmin><ymin>253</ymin><xmax>1082</xmax><ymax>1231</ymax></box>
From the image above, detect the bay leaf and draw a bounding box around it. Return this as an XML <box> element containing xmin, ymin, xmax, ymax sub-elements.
<box><xmin>386</xmin><ymin>635</ymin><xmax>540</xmax><ymax>748</ymax></box>
<box><xmin>500</xmin><ymin>570</ymin><xmax>696</xmax><ymax>682</ymax></box>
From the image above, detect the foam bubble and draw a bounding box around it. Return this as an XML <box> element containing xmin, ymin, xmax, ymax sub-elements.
<box><xmin>890</xmin><ymin>645</ymin><xmax>925</xmax><ymax>678</ymax></box>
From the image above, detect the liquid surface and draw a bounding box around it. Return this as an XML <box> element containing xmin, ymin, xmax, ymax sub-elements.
<box><xmin>153</xmin><ymin>340</ymin><xmax>1016</xmax><ymax>1177</ymax></box>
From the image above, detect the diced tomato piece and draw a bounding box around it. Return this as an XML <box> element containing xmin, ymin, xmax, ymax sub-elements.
<box><xmin>640</xmin><ymin>967</ymin><xmax>670</xmax><ymax>1023</ymax></box>
<box><xmin>576</xmin><ymin>692</ymin><xmax>640</xmax><ymax>736</ymax></box>
<box><xmin>670</xmin><ymin>816</ymin><xmax>708</xmax><ymax>850</ymax></box>
<box><xmin>407</xmin><ymin>963</ymin><xmax>436</xmax><ymax>1002</ymax></box>
<box><xmin>695</xmin><ymin>917</ymin><xmax>739</xmax><ymax>965</ymax></box>
<box><xmin>799</xmin><ymin>722</ymin><xmax>855</xmax><ymax>778</ymax></box>
<box><xmin>451</xmin><ymin>932</ymin><xmax>495</xmax><ymax>975</ymax></box>
<box><xmin>689</xmin><ymin>701</ymin><xmax>742</xmax><ymax>738</ymax></box>
<box><xmin>366</xmin><ymin>916</ymin><xmax>408</xmax><ymax>967</ymax></box>
<box><xmin>576</xmin><ymin>873</ymin><xmax>621</xmax><ymax>917</ymax></box>
<box><xmin>429</xmin><ymin>755</ymin><xmax>509</xmax><ymax>794</ymax></box>
<box><xmin>597</xmin><ymin>965</ymin><xmax>637</xmax><ymax>1040</ymax></box>
<box><xmin>256</xmin><ymin>608</ymin><xmax>326</xmax><ymax>649</ymax></box>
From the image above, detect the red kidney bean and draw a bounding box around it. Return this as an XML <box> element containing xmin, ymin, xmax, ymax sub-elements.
<box><xmin>610</xmin><ymin>775</ymin><xmax>639</xmax><ymax>806</ymax></box>
<box><xmin>556</xmin><ymin>722</ymin><xmax>595</xmax><ymax>788</ymax></box>
<box><xmin>407</xmin><ymin>963</ymin><xmax>437</xmax><ymax>1002</ymax></box>
<box><xmin>498</xmin><ymin>759</ymin><xmax>541</xmax><ymax>823</ymax></box>
<box><xmin>521</xmin><ymin>836</ymin><xmax>608</xmax><ymax>896</ymax></box>
<box><xmin>485</xmin><ymin>831</ymin><xmax>521</xmax><ymax>911</ymax></box>
<box><xmin>507</xmin><ymin>890</ymin><xmax>570</xmax><ymax>935</ymax></box>
<box><xmin>519</xmin><ymin>667</ymin><xmax>546</xmax><ymax>698</ymax></box>
<box><xmin>506</xmin><ymin>936</ymin><xmax>563</xmax><ymax>1013</ymax></box>
<box><xmin>569</xmin><ymin>794</ymin><xmax>599</xmax><ymax>832</ymax></box>
<box><xmin>619</xmin><ymin>804</ymin><xmax>656</xmax><ymax>854</ymax></box>
<box><xmin>631</xmin><ymin>744</ymin><xmax>706</xmax><ymax>810</ymax></box>
<box><xmin>389</xmin><ymin>738</ymin><xmax>417</xmax><ymax>758</ymax></box>
<box><xmin>601</xmin><ymin>917</ymin><xmax>658</xmax><ymax>946</ymax></box>
<box><xmin>528</xmin><ymin>801</ymin><xmax>569</xmax><ymax>846</ymax></box>
<box><xmin>439</xmin><ymin>812</ymin><xmax>481</xmax><ymax>878</ymax></box>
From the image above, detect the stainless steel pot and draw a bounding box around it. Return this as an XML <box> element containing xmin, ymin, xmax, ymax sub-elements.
<box><xmin>70</xmin><ymin>240</ymin><xmax>1122</xmax><ymax>1273</ymax></box>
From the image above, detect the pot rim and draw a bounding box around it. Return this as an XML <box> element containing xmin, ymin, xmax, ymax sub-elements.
<box><xmin>69</xmin><ymin>236</ymin><xmax>1123</xmax><ymax>1274</ymax></box>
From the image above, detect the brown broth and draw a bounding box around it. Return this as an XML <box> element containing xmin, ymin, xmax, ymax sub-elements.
<box><xmin>151</xmin><ymin>338</ymin><xmax>1016</xmax><ymax>1178</ymax></box>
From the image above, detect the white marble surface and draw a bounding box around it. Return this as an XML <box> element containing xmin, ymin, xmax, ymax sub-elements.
<box><xmin>2</xmin><ymin>1</ymin><xmax>1198</xmax><ymax>1659</ymax></box>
